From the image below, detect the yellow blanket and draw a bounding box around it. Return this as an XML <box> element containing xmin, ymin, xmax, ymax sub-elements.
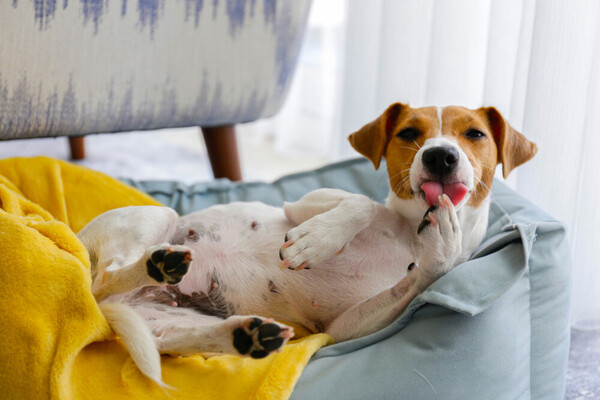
<box><xmin>0</xmin><ymin>157</ymin><xmax>332</xmax><ymax>400</ymax></box>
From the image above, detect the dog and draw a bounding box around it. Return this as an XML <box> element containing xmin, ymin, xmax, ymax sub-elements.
<box><xmin>78</xmin><ymin>103</ymin><xmax>537</xmax><ymax>385</ymax></box>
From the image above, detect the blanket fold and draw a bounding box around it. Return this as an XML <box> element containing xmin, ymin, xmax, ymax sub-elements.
<box><xmin>0</xmin><ymin>157</ymin><xmax>331</xmax><ymax>400</ymax></box>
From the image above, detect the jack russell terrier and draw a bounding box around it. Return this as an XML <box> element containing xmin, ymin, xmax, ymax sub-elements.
<box><xmin>78</xmin><ymin>103</ymin><xmax>537</xmax><ymax>385</ymax></box>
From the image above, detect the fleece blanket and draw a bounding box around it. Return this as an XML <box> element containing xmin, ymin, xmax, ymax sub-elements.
<box><xmin>0</xmin><ymin>156</ymin><xmax>332</xmax><ymax>400</ymax></box>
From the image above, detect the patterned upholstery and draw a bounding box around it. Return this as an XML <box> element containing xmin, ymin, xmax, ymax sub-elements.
<box><xmin>0</xmin><ymin>0</ymin><xmax>312</xmax><ymax>139</ymax></box>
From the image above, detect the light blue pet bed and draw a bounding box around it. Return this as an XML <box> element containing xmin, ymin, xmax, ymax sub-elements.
<box><xmin>123</xmin><ymin>158</ymin><xmax>571</xmax><ymax>400</ymax></box>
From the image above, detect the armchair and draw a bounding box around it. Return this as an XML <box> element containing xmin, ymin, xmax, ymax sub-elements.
<box><xmin>0</xmin><ymin>0</ymin><xmax>312</xmax><ymax>180</ymax></box>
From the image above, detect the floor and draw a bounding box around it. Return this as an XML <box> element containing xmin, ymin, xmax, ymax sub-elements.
<box><xmin>566</xmin><ymin>330</ymin><xmax>600</xmax><ymax>399</ymax></box>
<box><xmin>0</xmin><ymin>122</ymin><xmax>328</xmax><ymax>184</ymax></box>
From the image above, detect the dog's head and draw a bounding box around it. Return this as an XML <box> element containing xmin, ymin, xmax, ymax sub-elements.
<box><xmin>348</xmin><ymin>103</ymin><xmax>537</xmax><ymax>214</ymax></box>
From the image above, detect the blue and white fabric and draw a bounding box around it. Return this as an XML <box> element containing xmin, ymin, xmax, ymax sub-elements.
<box><xmin>0</xmin><ymin>0</ymin><xmax>311</xmax><ymax>138</ymax></box>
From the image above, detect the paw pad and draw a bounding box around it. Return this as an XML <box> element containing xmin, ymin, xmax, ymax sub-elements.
<box><xmin>418</xmin><ymin>205</ymin><xmax>438</xmax><ymax>234</ymax></box>
<box><xmin>146</xmin><ymin>247</ymin><xmax>192</xmax><ymax>285</ymax></box>
<box><xmin>233</xmin><ymin>318</ymin><xmax>292</xmax><ymax>359</ymax></box>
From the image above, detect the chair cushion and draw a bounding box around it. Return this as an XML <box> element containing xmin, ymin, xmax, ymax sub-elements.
<box><xmin>0</xmin><ymin>0</ymin><xmax>312</xmax><ymax>139</ymax></box>
<box><xmin>126</xmin><ymin>157</ymin><xmax>572</xmax><ymax>399</ymax></box>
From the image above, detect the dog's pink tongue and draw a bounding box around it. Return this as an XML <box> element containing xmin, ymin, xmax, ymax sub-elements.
<box><xmin>421</xmin><ymin>182</ymin><xmax>468</xmax><ymax>206</ymax></box>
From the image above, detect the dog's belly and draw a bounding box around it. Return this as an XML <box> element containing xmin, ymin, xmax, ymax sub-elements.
<box><xmin>162</xmin><ymin>201</ymin><xmax>415</xmax><ymax>333</ymax></box>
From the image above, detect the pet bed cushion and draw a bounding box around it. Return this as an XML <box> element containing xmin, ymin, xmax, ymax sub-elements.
<box><xmin>0</xmin><ymin>156</ymin><xmax>332</xmax><ymax>400</ymax></box>
<box><xmin>126</xmin><ymin>158</ymin><xmax>572</xmax><ymax>400</ymax></box>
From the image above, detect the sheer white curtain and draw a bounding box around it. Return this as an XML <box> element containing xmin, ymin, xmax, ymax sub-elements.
<box><xmin>276</xmin><ymin>0</ymin><xmax>600</xmax><ymax>328</ymax></box>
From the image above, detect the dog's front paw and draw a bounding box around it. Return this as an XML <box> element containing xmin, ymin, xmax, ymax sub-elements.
<box><xmin>232</xmin><ymin>317</ymin><xmax>294</xmax><ymax>358</ymax></box>
<box><xmin>146</xmin><ymin>244</ymin><xmax>193</xmax><ymax>285</ymax></box>
<box><xmin>416</xmin><ymin>194</ymin><xmax>462</xmax><ymax>282</ymax></box>
<box><xmin>279</xmin><ymin>222</ymin><xmax>346</xmax><ymax>271</ymax></box>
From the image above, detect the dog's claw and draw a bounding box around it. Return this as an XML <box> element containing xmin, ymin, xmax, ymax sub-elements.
<box><xmin>423</xmin><ymin>205</ymin><xmax>438</xmax><ymax>218</ymax></box>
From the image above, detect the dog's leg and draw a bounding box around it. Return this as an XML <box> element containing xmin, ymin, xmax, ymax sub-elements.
<box><xmin>130</xmin><ymin>303</ymin><xmax>294</xmax><ymax>358</ymax></box>
<box><xmin>326</xmin><ymin>195</ymin><xmax>462</xmax><ymax>342</ymax></box>
<box><xmin>78</xmin><ymin>206</ymin><xmax>193</xmax><ymax>301</ymax></box>
<box><xmin>280</xmin><ymin>188</ymin><xmax>377</xmax><ymax>270</ymax></box>
<box><xmin>92</xmin><ymin>244</ymin><xmax>193</xmax><ymax>301</ymax></box>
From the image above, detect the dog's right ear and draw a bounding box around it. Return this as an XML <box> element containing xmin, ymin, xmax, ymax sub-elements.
<box><xmin>348</xmin><ymin>103</ymin><xmax>406</xmax><ymax>169</ymax></box>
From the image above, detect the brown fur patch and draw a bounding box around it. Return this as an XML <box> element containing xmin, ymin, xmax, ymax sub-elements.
<box><xmin>350</xmin><ymin>103</ymin><xmax>536</xmax><ymax>208</ymax></box>
<box><xmin>384</xmin><ymin>106</ymin><xmax>439</xmax><ymax>200</ymax></box>
<box><xmin>442</xmin><ymin>106</ymin><xmax>498</xmax><ymax>208</ymax></box>
<box><xmin>131</xmin><ymin>283</ymin><xmax>233</xmax><ymax>318</ymax></box>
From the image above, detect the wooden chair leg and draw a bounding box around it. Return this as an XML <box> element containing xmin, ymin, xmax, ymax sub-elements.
<box><xmin>68</xmin><ymin>136</ymin><xmax>85</xmax><ymax>160</ymax></box>
<box><xmin>201</xmin><ymin>125</ymin><xmax>242</xmax><ymax>181</ymax></box>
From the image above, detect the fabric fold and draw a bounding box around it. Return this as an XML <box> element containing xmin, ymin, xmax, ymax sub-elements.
<box><xmin>0</xmin><ymin>156</ymin><xmax>333</xmax><ymax>400</ymax></box>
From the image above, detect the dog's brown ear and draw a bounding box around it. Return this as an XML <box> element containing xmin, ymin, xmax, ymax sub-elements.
<box><xmin>483</xmin><ymin>107</ymin><xmax>538</xmax><ymax>178</ymax></box>
<box><xmin>348</xmin><ymin>103</ymin><xmax>406</xmax><ymax>169</ymax></box>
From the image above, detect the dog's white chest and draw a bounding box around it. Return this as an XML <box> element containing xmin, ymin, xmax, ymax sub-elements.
<box><xmin>171</xmin><ymin>201</ymin><xmax>415</xmax><ymax>332</ymax></box>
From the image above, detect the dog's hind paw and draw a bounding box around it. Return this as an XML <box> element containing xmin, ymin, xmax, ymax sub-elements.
<box><xmin>146</xmin><ymin>244</ymin><xmax>193</xmax><ymax>285</ymax></box>
<box><xmin>232</xmin><ymin>317</ymin><xmax>294</xmax><ymax>358</ymax></box>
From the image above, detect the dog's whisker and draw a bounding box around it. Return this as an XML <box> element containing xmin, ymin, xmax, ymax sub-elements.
<box><xmin>388</xmin><ymin>169</ymin><xmax>412</xmax><ymax>181</ymax></box>
<box><xmin>470</xmin><ymin>161</ymin><xmax>495</xmax><ymax>173</ymax></box>
<box><xmin>392</xmin><ymin>175</ymin><xmax>412</xmax><ymax>194</ymax></box>
<box><xmin>396</xmin><ymin>146</ymin><xmax>419</xmax><ymax>152</ymax></box>
<box><xmin>473</xmin><ymin>176</ymin><xmax>491</xmax><ymax>193</ymax></box>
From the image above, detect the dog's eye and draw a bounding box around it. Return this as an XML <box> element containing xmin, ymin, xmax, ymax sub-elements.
<box><xmin>396</xmin><ymin>128</ymin><xmax>420</xmax><ymax>141</ymax></box>
<box><xmin>465</xmin><ymin>129</ymin><xmax>486</xmax><ymax>139</ymax></box>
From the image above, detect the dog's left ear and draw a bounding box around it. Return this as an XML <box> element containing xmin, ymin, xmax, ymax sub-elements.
<box><xmin>348</xmin><ymin>103</ymin><xmax>406</xmax><ymax>169</ymax></box>
<box><xmin>483</xmin><ymin>107</ymin><xmax>538</xmax><ymax>178</ymax></box>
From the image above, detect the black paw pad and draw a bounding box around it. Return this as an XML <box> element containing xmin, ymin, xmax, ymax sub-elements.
<box><xmin>233</xmin><ymin>327</ymin><xmax>253</xmax><ymax>355</ymax></box>
<box><xmin>256</xmin><ymin>323</ymin><xmax>284</xmax><ymax>355</ymax></box>
<box><xmin>249</xmin><ymin>317</ymin><xmax>262</xmax><ymax>331</ymax></box>
<box><xmin>250</xmin><ymin>349</ymin><xmax>269</xmax><ymax>359</ymax></box>
<box><xmin>146</xmin><ymin>260</ymin><xmax>165</xmax><ymax>282</ymax></box>
<box><xmin>233</xmin><ymin>319</ymin><xmax>286</xmax><ymax>358</ymax></box>
<box><xmin>147</xmin><ymin>248</ymin><xmax>192</xmax><ymax>284</ymax></box>
<box><xmin>164</xmin><ymin>251</ymin><xmax>186</xmax><ymax>272</ymax></box>
<box><xmin>259</xmin><ymin>323</ymin><xmax>280</xmax><ymax>336</ymax></box>
<box><xmin>418</xmin><ymin>206</ymin><xmax>438</xmax><ymax>235</ymax></box>
<box><xmin>261</xmin><ymin>337</ymin><xmax>284</xmax><ymax>351</ymax></box>
<box><xmin>423</xmin><ymin>205</ymin><xmax>438</xmax><ymax>219</ymax></box>
<box><xmin>279</xmin><ymin>248</ymin><xmax>284</xmax><ymax>261</ymax></box>
<box><xmin>417</xmin><ymin>219</ymin><xmax>430</xmax><ymax>235</ymax></box>
<box><xmin>150</xmin><ymin>249</ymin><xmax>166</xmax><ymax>264</ymax></box>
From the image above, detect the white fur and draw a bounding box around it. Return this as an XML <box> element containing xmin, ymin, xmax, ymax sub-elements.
<box><xmin>99</xmin><ymin>302</ymin><xmax>167</xmax><ymax>388</ymax></box>
<box><xmin>282</xmin><ymin>190</ymin><xmax>377</xmax><ymax>269</ymax></box>
<box><xmin>82</xmin><ymin>123</ymin><xmax>495</xmax><ymax>385</ymax></box>
<box><xmin>80</xmin><ymin>206</ymin><xmax>179</xmax><ymax>385</ymax></box>
<box><xmin>436</xmin><ymin>106</ymin><xmax>443</xmax><ymax>137</ymax></box>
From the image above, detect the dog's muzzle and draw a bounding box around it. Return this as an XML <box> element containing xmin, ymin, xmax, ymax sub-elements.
<box><xmin>418</xmin><ymin>146</ymin><xmax>468</xmax><ymax>207</ymax></box>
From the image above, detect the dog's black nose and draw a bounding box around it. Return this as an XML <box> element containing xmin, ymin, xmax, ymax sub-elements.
<box><xmin>422</xmin><ymin>146</ymin><xmax>459</xmax><ymax>177</ymax></box>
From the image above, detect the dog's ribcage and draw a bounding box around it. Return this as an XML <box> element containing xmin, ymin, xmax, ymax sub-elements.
<box><xmin>124</xmin><ymin>202</ymin><xmax>415</xmax><ymax>334</ymax></box>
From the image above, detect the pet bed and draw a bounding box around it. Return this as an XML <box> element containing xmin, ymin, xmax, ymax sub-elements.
<box><xmin>126</xmin><ymin>157</ymin><xmax>571</xmax><ymax>400</ymax></box>
<box><xmin>0</xmin><ymin>156</ymin><xmax>571</xmax><ymax>399</ymax></box>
